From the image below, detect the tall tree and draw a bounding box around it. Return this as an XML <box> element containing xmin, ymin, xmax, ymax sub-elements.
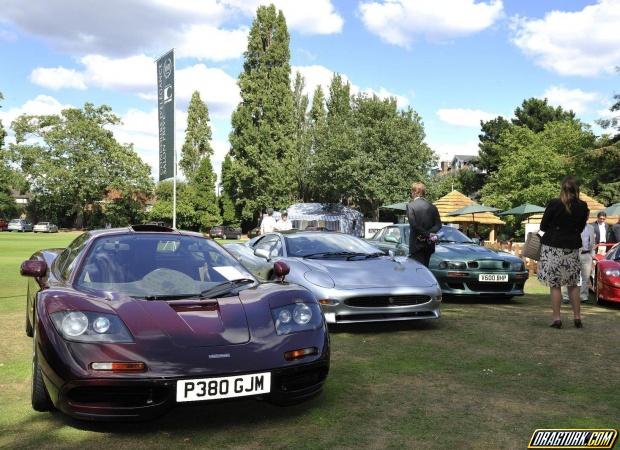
<box><xmin>191</xmin><ymin>155</ymin><xmax>221</xmax><ymax>230</ymax></box>
<box><xmin>512</xmin><ymin>97</ymin><xmax>576</xmax><ymax>133</ymax></box>
<box><xmin>228</xmin><ymin>4</ymin><xmax>295</xmax><ymax>223</ymax></box>
<box><xmin>0</xmin><ymin>90</ymin><xmax>18</xmax><ymax>218</ymax></box>
<box><xmin>0</xmin><ymin>91</ymin><xmax>6</xmax><ymax>150</ymax></box>
<box><xmin>180</xmin><ymin>91</ymin><xmax>213</xmax><ymax>180</ymax></box>
<box><xmin>307</xmin><ymin>85</ymin><xmax>326</xmax><ymax>200</ymax></box>
<box><xmin>10</xmin><ymin>103</ymin><xmax>153</xmax><ymax>227</ymax></box>
<box><xmin>291</xmin><ymin>72</ymin><xmax>311</xmax><ymax>201</ymax></box>
<box><xmin>312</xmin><ymin>74</ymin><xmax>354</xmax><ymax>203</ymax></box>
<box><xmin>474</xmin><ymin>116</ymin><xmax>511</xmax><ymax>174</ymax></box>
<box><xmin>219</xmin><ymin>154</ymin><xmax>240</xmax><ymax>226</ymax></box>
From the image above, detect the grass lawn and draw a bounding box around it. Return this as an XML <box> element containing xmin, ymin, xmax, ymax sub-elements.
<box><xmin>0</xmin><ymin>231</ymin><xmax>619</xmax><ymax>449</ymax></box>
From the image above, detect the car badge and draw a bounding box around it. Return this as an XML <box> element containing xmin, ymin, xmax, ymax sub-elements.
<box><xmin>208</xmin><ymin>353</ymin><xmax>231</xmax><ymax>359</ymax></box>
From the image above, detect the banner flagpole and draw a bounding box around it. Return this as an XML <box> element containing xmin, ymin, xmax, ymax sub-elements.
<box><xmin>172</xmin><ymin>49</ymin><xmax>176</xmax><ymax>229</ymax></box>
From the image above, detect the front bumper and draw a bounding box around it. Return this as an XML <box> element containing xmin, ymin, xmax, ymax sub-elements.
<box><xmin>316</xmin><ymin>286</ymin><xmax>442</xmax><ymax>324</ymax></box>
<box><xmin>599</xmin><ymin>280</ymin><xmax>620</xmax><ymax>303</ymax></box>
<box><xmin>39</xmin><ymin>351</ymin><xmax>329</xmax><ymax>421</ymax></box>
<box><xmin>432</xmin><ymin>270</ymin><xmax>528</xmax><ymax>297</ymax></box>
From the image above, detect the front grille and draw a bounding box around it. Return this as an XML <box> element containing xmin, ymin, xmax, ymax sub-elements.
<box><xmin>473</xmin><ymin>260</ymin><xmax>510</xmax><ymax>270</ymax></box>
<box><xmin>466</xmin><ymin>282</ymin><xmax>514</xmax><ymax>292</ymax></box>
<box><xmin>66</xmin><ymin>386</ymin><xmax>168</xmax><ymax>407</ymax></box>
<box><xmin>336</xmin><ymin>311</ymin><xmax>435</xmax><ymax>322</ymax></box>
<box><xmin>344</xmin><ymin>295</ymin><xmax>431</xmax><ymax>307</ymax></box>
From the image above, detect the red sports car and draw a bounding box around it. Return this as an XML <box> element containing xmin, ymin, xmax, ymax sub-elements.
<box><xmin>20</xmin><ymin>224</ymin><xmax>329</xmax><ymax>421</ymax></box>
<box><xmin>592</xmin><ymin>243</ymin><xmax>620</xmax><ymax>304</ymax></box>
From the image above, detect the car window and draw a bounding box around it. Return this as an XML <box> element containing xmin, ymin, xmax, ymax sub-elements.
<box><xmin>606</xmin><ymin>246</ymin><xmax>618</xmax><ymax>260</ymax></box>
<box><xmin>385</xmin><ymin>227</ymin><xmax>402</xmax><ymax>242</ymax></box>
<box><xmin>255</xmin><ymin>235</ymin><xmax>280</xmax><ymax>254</ymax></box>
<box><xmin>56</xmin><ymin>233</ymin><xmax>90</xmax><ymax>280</ymax></box>
<box><xmin>76</xmin><ymin>234</ymin><xmax>255</xmax><ymax>297</ymax></box>
<box><xmin>372</xmin><ymin>228</ymin><xmax>386</xmax><ymax>240</ymax></box>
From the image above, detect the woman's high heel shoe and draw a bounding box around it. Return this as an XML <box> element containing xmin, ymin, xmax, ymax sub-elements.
<box><xmin>574</xmin><ymin>319</ymin><xmax>583</xmax><ymax>328</ymax></box>
<box><xmin>550</xmin><ymin>320</ymin><xmax>562</xmax><ymax>329</ymax></box>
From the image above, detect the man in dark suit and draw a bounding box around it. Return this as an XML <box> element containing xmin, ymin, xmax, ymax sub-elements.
<box><xmin>613</xmin><ymin>217</ymin><xmax>620</xmax><ymax>243</ymax></box>
<box><xmin>406</xmin><ymin>182</ymin><xmax>442</xmax><ymax>267</ymax></box>
<box><xmin>592</xmin><ymin>211</ymin><xmax>613</xmax><ymax>246</ymax></box>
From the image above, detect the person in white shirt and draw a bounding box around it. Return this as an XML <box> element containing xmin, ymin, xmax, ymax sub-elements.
<box><xmin>274</xmin><ymin>212</ymin><xmax>292</xmax><ymax>231</ymax></box>
<box><xmin>593</xmin><ymin>211</ymin><xmax>612</xmax><ymax>254</ymax></box>
<box><xmin>561</xmin><ymin>223</ymin><xmax>595</xmax><ymax>304</ymax></box>
<box><xmin>260</xmin><ymin>208</ymin><xmax>276</xmax><ymax>235</ymax></box>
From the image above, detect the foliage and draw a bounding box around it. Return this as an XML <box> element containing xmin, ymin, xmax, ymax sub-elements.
<box><xmin>191</xmin><ymin>155</ymin><xmax>221</xmax><ymax>229</ymax></box>
<box><xmin>179</xmin><ymin>91</ymin><xmax>213</xmax><ymax>180</ymax></box>
<box><xmin>426</xmin><ymin>168</ymin><xmax>483</xmax><ymax>203</ymax></box>
<box><xmin>512</xmin><ymin>97</ymin><xmax>576</xmax><ymax>133</ymax></box>
<box><xmin>228</xmin><ymin>4</ymin><xmax>295</xmax><ymax>223</ymax></box>
<box><xmin>9</xmin><ymin>103</ymin><xmax>153</xmax><ymax>227</ymax></box>
<box><xmin>474</xmin><ymin>116</ymin><xmax>511</xmax><ymax>174</ymax></box>
<box><xmin>480</xmin><ymin>121</ymin><xmax>595</xmax><ymax>209</ymax></box>
<box><xmin>291</xmin><ymin>72</ymin><xmax>312</xmax><ymax>202</ymax></box>
<box><xmin>149</xmin><ymin>180</ymin><xmax>199</xmax><ymax>230</ymax></box>
<box><xmin>219</xmin><ymin>154</ymin><xmax>240</xmax><ymax>226</ymax></box>
<box><xmin>0</xmin><ymin>91</ymin><xmax>6</xmax><ymax>150</ymax></box>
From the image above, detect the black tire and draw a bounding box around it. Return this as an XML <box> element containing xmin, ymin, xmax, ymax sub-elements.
<box><xmin>32</xmin><ymin>342</ymin><xmax>53</xmax><ymax>411</ymax></box>
<box><xmin>595</xmin><ymin>277</ymin><xmax>605</xmax><ymax>306</ymax></box>
<box><xmin>25</xmin><ymin>308</ymin><xmax>33</xmax><ymax>337</ymax></box>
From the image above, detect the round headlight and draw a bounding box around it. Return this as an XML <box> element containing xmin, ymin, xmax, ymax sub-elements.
<box><xmin>278</xmin><ymin>308</ymin><xmax>292</xmax><ymax>324</ymax></box>
<box><xmin>61</xmin><ymin>311</ymin><xmax>88</xmax><ymax>337</ymax></box>
<box><xmin>293</xmin><ymin>304</ymin><xmax>312</xmax><ymax>325</ymax></box>
<box><xmin>92</xmin><ymin>316</ymin><xmax>111</xmax><ymax>333</ymax></box>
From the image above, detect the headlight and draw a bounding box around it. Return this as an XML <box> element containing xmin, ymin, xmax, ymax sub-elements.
<box><xmin>604</xmin><ymin>269</ymin><xmax>620</xmax><ymax>277</ymax></box>
<box><xmin>50</xmin><ymin>311</ymin><xmax>134</xmax><ymax>343</ymax></box>
<box><xmin>511</xmin><ymin>261</ymin><xmax>525</xmax><ymax>271</ymax></box>
<box><xmin>271</xmin><ymin>302</ymin><xmax>322</xmax><ymax>335</ymax></box>
<box><xmin>438</xmin><ymin>261</ymin><xmax>466</xmax><ymax>270</ymax></box>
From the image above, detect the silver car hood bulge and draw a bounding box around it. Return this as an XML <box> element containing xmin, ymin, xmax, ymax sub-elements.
<box><xmin>296</xmin><ymin>257</ymin><xmax>437</xmax><ymax>289</ymax></box>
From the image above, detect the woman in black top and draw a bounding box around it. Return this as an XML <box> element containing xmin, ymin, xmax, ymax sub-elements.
<box><xmin>538</xmin><ymin>176</ymin><xmax>589</xmax><ymax>328</ymax></box>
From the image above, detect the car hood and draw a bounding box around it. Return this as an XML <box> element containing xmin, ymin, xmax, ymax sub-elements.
<box><xmin>294</xmin><ymin>257</ymin><xmax>436</xmax><ymax>289</ymax></box>
<box><xmin>131</xmin><ymin>295</ymin><xmax>250</xmax><ymax>348</ymax></box>
<box><xmin>433</xmin><ymin>243</ymin><xmax>515</xmax><ymax>259</ymax></box>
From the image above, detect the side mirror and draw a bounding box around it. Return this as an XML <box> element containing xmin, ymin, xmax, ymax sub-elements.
<box><xmin>384</xmin><ymin>235</ymin><xmax>399</xmax><ymax>244</ymax></box>
<box><xmin>254</xmin><ymin>247</ymin><xmax>271</xmax><ymax>260</ymax></box>
<box><xmin>21</xmin><ymin>260</ymin><xmax>48</xmax><ymax>278</ymax></box>
<box><xmin>273</xmin><ymin>261</ymin><xmax>290</xmax><ymax>282</ymax></box>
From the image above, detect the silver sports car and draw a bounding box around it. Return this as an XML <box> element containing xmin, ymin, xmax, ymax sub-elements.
<box><xmin>224</xmin><ymin>231</ymin><xmax>442</xmax><ymax>324</ymax></box>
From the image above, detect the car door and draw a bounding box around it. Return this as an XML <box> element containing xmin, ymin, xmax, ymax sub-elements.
<box><xmin>250</xmin><ymin>234</ymin><xmax>283</xmax><ymax>279</ymax></box>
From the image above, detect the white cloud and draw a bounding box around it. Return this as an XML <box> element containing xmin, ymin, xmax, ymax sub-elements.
<box><xmin>1</xmin><ymin>0</ymin><xmax>341</xmax><ymax>62</ymax></box>
<box><xmin>30</xmin><ymin>56</ymin><xmax>240</xmax><ymax>118</ymax></box>
<box><xmin>0</xmin><ymin>95</ymin><xmax>72</xmax><ymax>128</ymax></box>
<box><xmin>359</xmin><ymin>0</ymin><xmax>503</xmax><ymax>47</ymax></box>
<box><xmin>225</xmin><ymin>0</ymin><xmax>343</xmax><ymax>34</ymax></box>
<box><xmin>29</xmin><ymin>67</ymin><xmax>87</xmax><ymax>91</ymax></box>
<box><xmin>436</xmin><ymin>108</ymin><xmax>497</xmax><ymax>127</ymax></box>
<box><xmin>542</xmin><ymin>86</ymin><xmax>601</xmax><ymax>115</ymax></box>
<box><xmin>511</xmin><ymin>0</ymin><xmax>620</xmax><ymax>77</ymax></box>
<box><xmin>293</xmin><ymin>65</ymin><xmax>409</xmax><ymax>108</ymax></box>
<box><xmin>177</xmin><ymin>25</ymin><xmax>248</xmax><ymax>61</ymax></box>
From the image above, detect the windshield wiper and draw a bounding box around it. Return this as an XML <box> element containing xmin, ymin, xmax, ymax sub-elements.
<box><xmin>199</xmin><ymin>278</ymin><xmax>256</xmax><ymax>299</ymax></box>
<box><xmin>303</xmin><ymin>251</ymin><xmax>364</xmax><ymax>259</ymax></box>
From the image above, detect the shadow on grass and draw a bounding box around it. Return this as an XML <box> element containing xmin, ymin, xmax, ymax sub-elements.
<box><xmin>328</xmin><ymin>319</ymin><xmax>441</xmax><ymax>335</ymax></box>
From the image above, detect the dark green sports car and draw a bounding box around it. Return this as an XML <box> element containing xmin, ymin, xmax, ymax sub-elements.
<box><xmin>367</xmin><ymin>224</ymin><xmax>529</xmax><ymax>298</ymax></box>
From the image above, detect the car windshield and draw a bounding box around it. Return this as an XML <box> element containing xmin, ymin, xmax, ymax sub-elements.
<box><xmin>437</xmin><ymin>226</ymin><xmax>474</xmax><ymax>243</ymax></box>
<box><xmin>285</xmin><ymin>233</ymin><xmax>382</xmax><ymax>258</ymax></box>
<box><xmin>10</xmin><ymin>219</ymin><xmax>20</xmax><ymax>224</ymax></box>
<box><xmin>76</xmin><ymin>234</ymin><xmax>256</xmax><ymax>298</ymax></box>
<box><xmin>38</xmin><ymin>222</ymin><xmax>49</xmax><ymax>226</ymax></box>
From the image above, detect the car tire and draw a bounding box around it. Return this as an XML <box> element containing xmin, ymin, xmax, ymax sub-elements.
<box><xmin>32</xmin><ymin>339</ymin><xmax>53</xmax><ymax>411</ymax></box>
<box><xmin>595</xmin><ymin>277</ymin><xmax>605</xmax><ymax>306</ymax></box>
<box><xmin>25</xmin><ymin>288</ymin><xmax>33</xmax><ymax>337</ymax></box>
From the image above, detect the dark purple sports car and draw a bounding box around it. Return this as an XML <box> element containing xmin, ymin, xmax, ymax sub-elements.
<box><xmin>20</xmin><ymin>225</ymin><xmax>329</xmax><ymax>421</ymax></box>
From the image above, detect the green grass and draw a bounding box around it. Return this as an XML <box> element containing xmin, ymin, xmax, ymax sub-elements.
<box><xmin>0</xmin><ymin>232</ymin><xmax>619</xmax><ymax>449</ymax></box>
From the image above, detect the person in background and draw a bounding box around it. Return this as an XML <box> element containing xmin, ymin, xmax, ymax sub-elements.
<box><xmin>561</xmin><ymin>223</ymin><xmax>595</xmax><ymax>304</ymax></box>
<box><xmin>259</xmin><ymin>208</ymin><xmax>276</xmax><ymax>235</ymax></box>
<box><xmin>593</xmin><ymin>211</ymin><xmax>613</xmax><ymax>251</ymax></box>
<box><xmin>274</xmin><ymin>211</ymin><xmax>292</xmax><ymax>231</ymax></box>
<box><xmin>613</xmin><ymin>216</ymin><xmax>620</xmax><ymax>243</ymax></box>
<box><xmin>538</xmin><ymin>176</ymin><xmax>589</xmax><ymax>329</ymax></box>
<box><xmin>406</xmin><ymin>182</ymin><xmax>442</xmax><ymax>267</ymax></box>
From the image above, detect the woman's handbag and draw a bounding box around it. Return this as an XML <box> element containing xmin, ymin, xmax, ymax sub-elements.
<box><xmin>522</xmin><ymin>232</ymin><xmax>542</xmax><ymax>260</ymax></box>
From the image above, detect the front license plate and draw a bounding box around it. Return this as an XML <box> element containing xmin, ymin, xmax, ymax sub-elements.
<box><xmin>177</xmin><ymin>372</ymin><xmax>271</xmax><ymax>402</ymax></box>
<box><xmin>478</xmin><ymin>273</ymin><xmax>509</xmax><ymax>282</ymax></box>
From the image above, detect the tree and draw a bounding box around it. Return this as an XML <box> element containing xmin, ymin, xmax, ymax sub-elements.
<box><xmin>9</xmin><ymin>103</ymin><xmax>153</xmax><ymax>227</ymax></box>
<box><xmin>0</xmin><ymin>91</ymin><xmax>17</xmax><ymax>218</ymax></box>
<box><xmin>291</xmin><ymin>72</ymin><xmax>311</xmax><ymax>201</ymax></box>
<box><xmin>311</xmin><ymin>74</ymin><xmax>355</xmax><ymax>203</ymax></box>
<box><xmin>180</xmin><ymin>91</ymin><xmax>213</xmax><ymax>180</ymax></box>
<box><xmin>191</xmin><ymin>155</ymin><xmax>221</xmax><ymax>230</ymax></box>
<box><xmin>512</xmin><ymin>97</ymin><xmax>576</xmax><ymax>133</ymax></box>
<box><xmin>0</xmin><ymin>91</ymin><xmax>6</xmax><ymax>150</ymax></box>
<box><xmin>219</xmin><ymin>154</ymin><xmax>240</xmax><ymax>226</ymax></box>
<box><xmin>474</xmin><ymin>116</ymin><xmax>512</xmax><ymax>174</ymax></box>
<box><xmin>149</xmin><ymin>180</ymin><xmax>199</xmax><ymax>230</ymax></box>
<box><xmin>348</xmin><ymin>94</ymin><xmax>435</xmax><ymax>218</ymax></box>
<box><xmin>228</xmin><ymin>4</ymin><xmax>295</xmax><ymax>224</ymax></box>
<box><xmin>480</xmin><ymin>121</ymin><xmax>594</xmax><ymax>210</ymax></box>
<box><xmin>307</xmin><ymin>85</ymin><xmax>327</xmax><ymax>200</ymax></box>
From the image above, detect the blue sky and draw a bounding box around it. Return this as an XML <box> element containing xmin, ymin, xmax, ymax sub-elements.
<box><xmin>1</xmin><ymin>0</ymin><xmax>619</xmax><ymax>180</ymax></box>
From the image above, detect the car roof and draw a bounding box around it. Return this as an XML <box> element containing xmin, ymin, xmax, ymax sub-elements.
<box><xmin>87</xmin><ymin>225</ymin><xmax>206</xmax><ymax>239</ymax></box>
